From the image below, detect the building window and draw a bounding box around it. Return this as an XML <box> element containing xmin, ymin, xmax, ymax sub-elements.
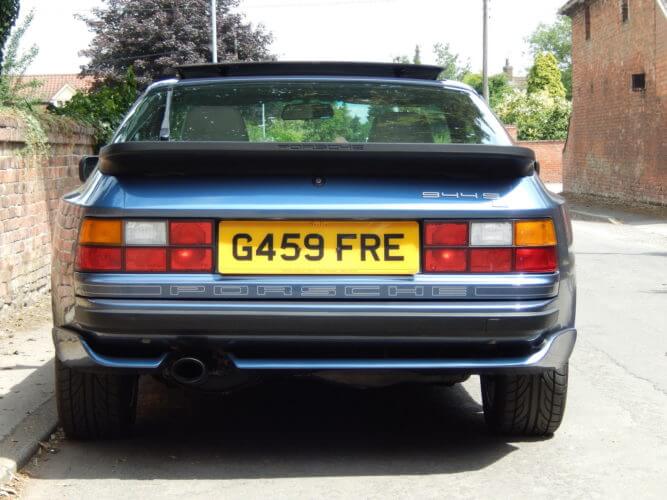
<box><xmin>621</xmin><ymin>0</ymin><xmax>629</xmax><ymax>22</ymax></box>
<box><xmin>585</xmin><ymin>5</ymin><xmax>591</xmax><ymax>40</ymax></box>
<box><xmin>632</xmin><ymin>73</ymin><xmax>646</xmax><ymax>91</ymax></box>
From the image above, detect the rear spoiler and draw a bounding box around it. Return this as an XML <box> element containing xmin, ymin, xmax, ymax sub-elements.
<box><xmin>175</xmin><ymin>61</ymin><xmax>444</xmax><ymax>81</ymax></box>
<box><xmin>98</xmin><ymin>142</ymin><xmax>537</xmax><ymax>178</ymax></box>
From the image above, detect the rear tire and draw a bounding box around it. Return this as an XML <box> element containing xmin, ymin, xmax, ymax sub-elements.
<box><xmin>55</xmin><ymin>358</ymin><xmax>138</xmax><ymax>440</ymax></box>
<box><xmin>481</xmin><ymin>365</ymin><xmax>568</xmax><ymax>436</ymax></box>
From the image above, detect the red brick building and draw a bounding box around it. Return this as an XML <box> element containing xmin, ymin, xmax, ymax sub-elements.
<box><xmin>560</xmin><ymin>0</ymin><xmax>666</xmax><ymax>205</ymax></box>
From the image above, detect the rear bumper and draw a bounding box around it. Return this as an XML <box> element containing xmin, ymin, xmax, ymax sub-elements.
<box><xmin>53</xmin><ymin>326</ymin><xmax>576</xmax><ymax>372</ymax></box>
<box><xmin>56</xmin><ymin>295</ymin><xmax>576</xmax><ymax>374</ymax></box>
<box><xmin>74</xmin><ymin>297</ymin><xmax>560</xmax><ymax>341</ymax></box>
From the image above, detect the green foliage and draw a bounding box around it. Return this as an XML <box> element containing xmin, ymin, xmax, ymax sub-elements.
<box><xmin>53</xmin><ymin>68</ymin><xmax>138</xmax><ymax>147</ymax></box>
<box><xmin>462</xmin><ymin>72</ymin><xmax>512</xmax><ymax>110</ymax></box>
<box><xmin>527</xmin><ymin>52</ymin><xmax>566</xmax><ymax>98</ymax></box>
<box><xmin>495</xmin><ymin>90</ymin><xmax>571</xmax><ymax>141</ymax></box>
<box><xmin>433</xmin><ymin>42</ymin><xmax>470</xmax><ymax>81</ymax></box>
<box><xmin>527</xmin><ymin>17</ymin><xmax>572</xmax><ymax>68</ymax></box>
<box><xmin>0</xmin><ymin>0</ymin><xmax>19</xmax><ymax>70</ymax></box>
<box><xmin>247</xmin><ymin>104</ymin><xmax>371</xmax><ymax>143</ymax></box>
<box><xmin>0</xmin><ymin>10</ymin><xmax>41</xmax><ymax>109</ymax></box>
<box><xmin>0</xmin><ymin>10</ymin><xmax>49</xmax><ymax>155</ymax></box>
<box><xmin>392</xmin><ymin>55</ymin><xmax>410</xmax><ymax>64</ymax></box>
<box><xmin>527</xmin><ymin>17</ymin><xmax>572</xmax><ymax>98</ymax></box>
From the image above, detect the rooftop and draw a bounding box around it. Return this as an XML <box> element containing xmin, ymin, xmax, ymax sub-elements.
<box><xmin>558</xmin><ymin>0</ymin><xmax>586</xmax><ymax>15</ymax></box>
<box><xmin>15</xmin><ymin>74</ymin><xmax>95</xmax><ymax>102</ymax></box>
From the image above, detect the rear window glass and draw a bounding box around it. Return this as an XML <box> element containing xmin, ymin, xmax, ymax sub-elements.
<box><xmin>114</xmin><ymin>80</ymin><xmax>509</xmax><ymax>145</ymax></box>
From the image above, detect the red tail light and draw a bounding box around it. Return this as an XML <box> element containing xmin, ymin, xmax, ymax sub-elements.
<box><xmin>423</xmin><ymin>220</ymin><xmax>558</xmax><ymax>274</ymax></box>
<box><xmin>169</xmin><ymin>248</ymin><xmax>213</xmax><ymax>271</ymax></box>
<box><xmin>424</xmin><ymin>222</ymin><xmax>468</xmax><ymax>246</ymax></box>
<box><xmin>77</xmin><ymin>219</ymin><xmax>213</xmax><ymax>272</ymax></box>
<box><xmin>470</xmin><ymin>248</ymin><xmax>512</xmax><ymax>272</ymax></box>
<box><xmin>170</xmin><ymin>221</ymin><xmax>213</xmax><ymax>245</ymax></box>
<box><xmin>125</xmin><ymin>248</ymin><xmax>167</xmax><ymax>272</ymax></box>
<box><xmin>424</xmin><ymin>248</ymin><xmax>467</xmax><ymax>272</ymax></box>
<box><xmin>515</xmin><ymin>247</ymin><xmax>557</xmax><ymax>273</ymax></box>
<box><xmin>76</xmin><ymin>247</ymin><xmax>122</xmax><ymax>271</ymax></box>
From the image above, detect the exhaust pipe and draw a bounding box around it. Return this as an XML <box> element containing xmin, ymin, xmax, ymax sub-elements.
<box><xmin>171</xmin><ymin>357</ymin><xmax>208</xmax><ymax>385</ymax></box>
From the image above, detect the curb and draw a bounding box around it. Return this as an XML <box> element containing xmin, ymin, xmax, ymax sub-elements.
<box><xmin>0</xmin><ymin>397</ymin><xmax>57</xmax><ymax>485</ymax></box>
<box><xmin>569</xmin><ymin>208</ymin><xmax>622</xmax><ymax>225</ymax></box>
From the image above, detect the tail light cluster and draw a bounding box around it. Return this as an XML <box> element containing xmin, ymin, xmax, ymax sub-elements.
<box><xmin>76</xmin><ymin>219</ymin><xmax>213</xmax><ymax>272</ymax></box>
<box><xmin>76</xmin><ymin>217</ymin><xmax>556</xmax><ymax>275</ymax></box>
<box><xmin>423</xmin><ymin>219</ymin><xmax>558</xmax><ymax>274</ymax></box>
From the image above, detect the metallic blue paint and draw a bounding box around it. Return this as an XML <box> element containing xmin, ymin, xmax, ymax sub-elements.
<box><xmin>77</xmin><ymin>174</ymin><xmax>549</xmax><ymax>217</ymax></box>
<box><xmin>51</xmin><ymin>75</ymin><xmax>576</xmax><ymax>376</ymax></box>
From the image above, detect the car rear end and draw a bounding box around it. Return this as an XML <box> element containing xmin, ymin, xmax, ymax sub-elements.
<box><xmin>52</xmin><ymin>62</ymin><xmax>576</xmax><ymax>439</ymax></box>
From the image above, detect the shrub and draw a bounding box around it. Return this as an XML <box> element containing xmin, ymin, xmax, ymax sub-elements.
<box><xmin>52</xmin><ymin>68</ymin><xmax>138</xmax><ymax>148</ymax></box>
<box><xmin>527</xmin><ymin>52</ymin><xmax>566</xmax><ymax>98</ymax></box>
<box><xmin>496</xmin><ymin>90</ymin><xmax>571</xmax><ymax>141</ymax></box>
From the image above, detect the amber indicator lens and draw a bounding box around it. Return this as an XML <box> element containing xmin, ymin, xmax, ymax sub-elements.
<box><xmin>79</xmin><ymin>219</ymin><xmax>122</xmax><ymax>245</ymax></box>
<box><xmin>515</xmin><ymin>220</ymin><xmax>557</xmax><ymax>246</ymax></box>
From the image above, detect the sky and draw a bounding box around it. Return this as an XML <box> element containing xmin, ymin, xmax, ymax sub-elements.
<box><xmin>18</xmin><ymin>0</ymin><xmax>567</xmax><ymax>76</ymax></box>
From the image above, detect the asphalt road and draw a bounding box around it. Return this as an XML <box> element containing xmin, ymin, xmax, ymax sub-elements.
<box><xmin>20</xmin><ymin>219</ymin><xmax>667</xmax><ymax>499</ymax></box>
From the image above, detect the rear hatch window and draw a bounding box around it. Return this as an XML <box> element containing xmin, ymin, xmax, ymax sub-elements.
<box><xmin>114</xmin><ymin>80</ymin><xmax>509</xmax><ymax>145</ymax></box>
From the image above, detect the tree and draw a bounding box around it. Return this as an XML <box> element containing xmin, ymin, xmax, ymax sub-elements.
<box><xmin>413</xmin><ymin>45</ymin><xmax>421</xmax><ymax>65</ymax></box>
<box><xmin>392</xmin><ymin>55</ymin><xmax>410</xmax><ymax>64</ymax></box>
<box><xmin>247</xmin><ymin>104</ymin><xmax>371</xmax><ymax>144</ymax></box>
<box><xmin>527</xmin><ymin>52</ymin><xmax>566</xmax><ymax>98</ymax></box>
<box><xmin>53</xmin><ymin>68</ymin><xmax>138</xmax><ymax>147</ymax></box>
<box><xmin>0</xmin><ymin>10</ymin><xmax>41</xmax><ymax>109</ymax></box>
<box><xmin>79</xmin><ymin>0</ymin><xmax>273</xmax><ymax>88</ymax></box>
<box><xmin>527</xmin><ymin>17</ymin><xmax>572</xmax><ymax>98</ymax></box>
<box><xmin>433</xmin><ymin>42</ymin><xmax>470</xmax><ymax>81</ymax></box>
<box><xmin>0</xmin><ymin>0</ymin><xmax>19</xmax><ymax>71</ymax></box>
<box><xmin>495</xmin><ymin>90</ymin><xmax>571</xmax><ymax>141</ymax></box>
<box><xmin>462</xmin><ymin>72</ymin><xmax>512</xmax><ymax>110</ymax></box>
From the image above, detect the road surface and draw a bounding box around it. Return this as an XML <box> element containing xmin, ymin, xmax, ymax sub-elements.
<box><xmin>20</xmin><ymin>219</ymin><xmax>667</xmax><ymax>499</ymax></box>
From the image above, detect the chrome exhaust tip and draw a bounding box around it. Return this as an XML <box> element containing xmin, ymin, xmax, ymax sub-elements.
<box><xmin>171</xmin><ymin>357</ymin><xmax>208</xmax><ymax>385</ymax></box>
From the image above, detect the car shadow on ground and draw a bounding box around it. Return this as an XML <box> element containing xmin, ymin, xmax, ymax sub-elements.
<box><xmin>30</xmin><ymin>375</ymin><xmax>552</xmax><ymax>481</ymax></box>
<box><xmin>0</xmin><ymin>359</ymin><xmax>54</xmax><ymax>441</ymax></box>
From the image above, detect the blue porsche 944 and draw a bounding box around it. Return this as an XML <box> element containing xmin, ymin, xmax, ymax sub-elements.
<box><xmin>51</xmin><ymin>62</ymin><xmax>576</xmax><ymax>439</ymax></box>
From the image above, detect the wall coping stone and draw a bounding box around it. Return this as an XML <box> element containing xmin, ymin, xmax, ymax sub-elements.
<box><xmin>0</xmin><ymin>113</ymin><xmax>95</xmax><ymax>147</ymax></box>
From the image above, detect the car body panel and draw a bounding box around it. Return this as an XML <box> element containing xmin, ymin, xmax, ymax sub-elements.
<box><xmin>51</xmin><ymin>73</ymin><xmax>576</xmax><ymax>378</ymax></box>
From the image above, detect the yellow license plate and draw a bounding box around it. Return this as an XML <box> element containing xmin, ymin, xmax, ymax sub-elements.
<box><xmin>218</xmin><ymin>221</ymin><xmax>420</xmax><ymax>275</ymax></box>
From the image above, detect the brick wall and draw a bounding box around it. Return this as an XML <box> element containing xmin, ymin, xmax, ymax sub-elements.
<box><xmin>562</xmin><ymin>0</ymin><xmax>667</xmax><ymax>205</ymax></box>
<box><xmin>0</xmin><ymin>114</ymin><xmax>94</xmax><ymax>316</ymax></box>
<box><xmin>516</xmin><ymin>140</ymin><xmax>564</xmax><ymax>183</ymax></box>
<box><xmin>504</xmin><ymin>124</ymin><xmax>564</xmax><ymax>183</ymax></box>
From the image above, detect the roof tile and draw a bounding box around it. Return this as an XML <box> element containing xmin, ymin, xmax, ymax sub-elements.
<box><xmin>14</xmin><ymin>74</ymin><xmax>96</xmax><ymax>102</ymax></box>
